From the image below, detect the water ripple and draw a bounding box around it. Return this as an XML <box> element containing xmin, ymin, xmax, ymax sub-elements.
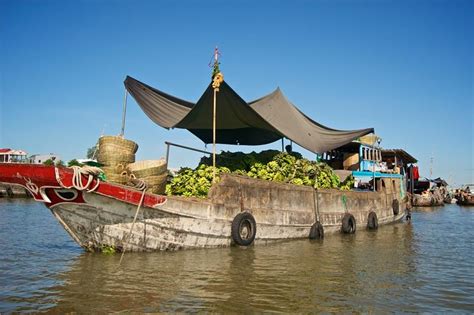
<box><xmin>0</xmin><ymin>200</ymin><xmax>473</xmax><ymax>312</ymax></box>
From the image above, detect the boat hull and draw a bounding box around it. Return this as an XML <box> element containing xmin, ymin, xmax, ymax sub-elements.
<box><xmin>412</xmin><ymin>194</ymin><xmax>444</xmax><ymax>207</ymax></box>
<box><xmin>0</xmin><ymin>164</ymin><xmax>408</xmax><ymax>252</ymax></box>
<box><xmin>457</xmin><ymin>194</ymin><xmax>474</xmax><ymax>206</ymax></box>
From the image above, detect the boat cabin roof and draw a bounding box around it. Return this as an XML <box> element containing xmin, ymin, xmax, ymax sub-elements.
<box><xmin>381</xmin><ymin>149</ymin><xmax>417</xmax><ymax>164</ymax></box>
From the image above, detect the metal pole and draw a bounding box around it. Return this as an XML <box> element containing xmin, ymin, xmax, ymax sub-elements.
<box><xmin>120</xmin><ymin>89</ymin><xmax>128</xmax><ymax>137</ymax></box>
<box><xmin>373</xmin><ymin>161</ymin><xmax>376</xmax><ymax>191</ymax></box>
<box><xmin>281</xmin><ymin>138</ymin><xmax>284</xmax><ymax>152</ymax></box>
<box><xmin>165</xmin><ymin>141</ymin><xmax>212</xmax><ymax>155</ymax></box>
<box><xmin>212</xmin><ymin>88</ymin><xmax>217</xmax><ymax>183</ymax></box>
<box><xmin>373</xmin><ymin>141</ymin><xmax>377</xmax><ymax>192</ymax></box>
<box><xmin>165</xmin><ymin>142</ymin><xmax>170</xmax><ymax>164</ymax></box>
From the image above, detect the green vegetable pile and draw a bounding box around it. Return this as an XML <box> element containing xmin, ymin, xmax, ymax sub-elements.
<box><xmin>166</xmin><ymin>152</ymin><xmax>355</xmax><ymax>198</ymax></box>
<box><xmin>199</xmin><ymin>150</ymin><xmax>287</xmax><ymax>172</ymax></box>
<box><xmin>165</xmin><ymin>165</ymin><xmax>231</xmax><ymax>197</ymax></box>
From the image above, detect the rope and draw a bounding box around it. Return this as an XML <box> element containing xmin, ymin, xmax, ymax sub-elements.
<box><xmin>119</xmin><ymin>179</ymin><xmax>148</xmax><ymax>266</ymax></box>
<box><xmin>68</xmin><ymin>165</ymin><xmax>102</xmax><ymax>192</ymax></box>
<box><xmin>58</xmin><ymin>165</ymin><xmax>150</xmax><ymax>261</ymax></box>
<box><xmin>130</xmin><ymin>178</ymin><xmax>147</xmax><ymax>191</ymax></box>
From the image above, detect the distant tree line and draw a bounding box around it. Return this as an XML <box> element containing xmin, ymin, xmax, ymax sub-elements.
<box><xmin>42</xmin><ymin>143</ymin><xmax>97</xmax><ymax>167</ymax></box>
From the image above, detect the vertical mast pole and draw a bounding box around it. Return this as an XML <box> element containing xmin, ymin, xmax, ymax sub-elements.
<box><xmin>212</xmin><ymin>47</ymin><xmax>218</xmax><ymax>183</ymax></box>
<box><xmin>120</xmin><ymin>89</ymin><xmax>128</xmax><ymax>137</ymax></box>
<box><xmin>213</xmin><ymin>89</ymin><xmax>217</xmax><ymax>182</ymax></box>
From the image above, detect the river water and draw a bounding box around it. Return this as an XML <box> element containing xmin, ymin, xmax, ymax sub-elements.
<box><xmin>0</xmin><ymin>199</ymin><xmax>473</xmax><ymax>313</ymax></box>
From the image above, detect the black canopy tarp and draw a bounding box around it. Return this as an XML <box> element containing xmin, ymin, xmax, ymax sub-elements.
<box><xmin>175</xmin><ymin>81</ymin><xmax>282</xmax><ymax>145</ymax></box>
<box><xmin>125</xmin><ymin>76</ymin><xmax>193</xmax><ymax>128</ymax></box>
<box><xmin>124</xmin><ymin>76</ymin><xmax>374</xmax><ymax>153</ymax></box>
<box><xmin>249</xmin><ymin>88</ymin><xmax>374</xmax><ymax>153</ymax></box>
<box><xmin>125</xmin><ymin>76</ymin><xmax>282</xmax><ymax>145</ymax></box>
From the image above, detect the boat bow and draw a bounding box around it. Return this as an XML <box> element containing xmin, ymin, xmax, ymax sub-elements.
<box><xmin>0</xmin><ymin>163</ymin><xmax>166</xmax><ymax>208</ymax></box>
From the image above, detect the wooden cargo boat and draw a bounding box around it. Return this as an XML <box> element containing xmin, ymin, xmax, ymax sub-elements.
<box><xmin>0</xmin><ymin>60</ymin><xmax>413</xmax><ymax>251</ymax></box>
<box><xmin>0</xmin><ymin>163</ymin><xmax>408</xmax><ymax>251</ymax></box>
<box><xmin>412</xmin><ymin>189</ymin><xmax>444</xmax><ymax>207</ymax></box>
<box><xmin>456</xmin><ymin>185</ymin><xmax>474</xmax><ymax>206</ymax></box>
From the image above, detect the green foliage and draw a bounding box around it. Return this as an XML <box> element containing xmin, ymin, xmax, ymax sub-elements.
<box><xmin>55</xmin><ymin>160</ymin><xmax>65</xmax><ymax>167</ymax></box>
<box><xmin>199</xmin><ymin>150</ymin><xmax>280</xmax><ymax>172</ymax></box>
<box><xmin>167</xmin><ymin>152</ymin><xmax>356</xmax><ymax>198</ymax></box>
<box><xmin>100</xmin><ymin>245</ymin><xmax>116</xmax><ymax>254</ymax></box>
<box><xmin>166</xmin><ymin>165</ymin><xmax>230</xmax><ymax>198</ymax></box>
<box><xmin>43</xmin><ymin>159</ymin><xmax>65</xmax><ymax>167</ymax></box>
<box><xmin>340</xmin><ymin>175</ymin><xmax>355</xmax><ymax>191</ymax></box>
<box><xmin>248</xmin><ymin>153</ymin><xmax>341</xmax><ymax>190</ymax></box>
<box><xmin>86</xmin><ymin>144</ymin><xmax>98</xmax><ymax>159</ymax></box>
<box><xmin>68</xmin><ymin>159</ymin><xmax>83</xmax><ymax>167</ymax></box>
<box><xmin>43</xmin><ymin>159</ymin><xmax>55</xmax><ymax>166</ymax></box>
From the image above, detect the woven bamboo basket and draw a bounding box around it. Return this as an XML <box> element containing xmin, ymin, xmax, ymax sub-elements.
<box><xmin>97</xmin><ymin>152</ymin><xmax>135</xmax><ymax>165</ymax></box>
<box><xmin>141</xmin><ymin>174</ymin><xmax>168</xmax><ymax>186</ymax></box>
<box><xmin>98</xmin><ymin>136</ymin><xmax>138</xmax><ymax>154</ymax></box>
<box><xmin>100</xmin><ymin>164</ymin><xmax>127</xmax><ymax>175</ymax></box>
<box><xmin>127</xmin><ymin>159</ymin><xmax>167</xmax><ymax>178</ymax></box>
<box><xmin>128</xmin><ymin>173</ymin><xmax>166</xmax><ymax>185</ymax></box>
<box><xmin>131</xmin><ymin>173</ymin><xmax>167</xmax><ymax>194</ymax></box>
<box><xmin>105</xmin><ymin>172</ymin><xmax>129</xmax><ymax>185</ymax></box>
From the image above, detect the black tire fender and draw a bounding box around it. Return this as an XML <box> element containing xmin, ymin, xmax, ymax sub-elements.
<box><xmin>392</xmin><ymin>199</ymin><xmax>400</xmax><ymax>216</ymax></box>
<box><xmin>341</xmin><ymin>213</ymin><xmax>356</xmax><ymax>234</ymax></box>
<box><xmin>367</xmin><ymin>211</ymin><xmax>378</xmax><ymax>230</ymax></box>
<box><xmin>309</xmin><ymin>221</ymin><xmax>324</xmax><ymax>240</ymax></box>
<box><xmin>231</xmin><ymin>212</ymin><xmax>257</xmax><ymax>246</ymax></box>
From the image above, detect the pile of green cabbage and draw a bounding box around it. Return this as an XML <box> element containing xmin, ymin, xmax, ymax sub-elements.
<box><xmin>166</xmin><ymin>152</ymin><xmax>354</xmax><ymax>198</ymax></box>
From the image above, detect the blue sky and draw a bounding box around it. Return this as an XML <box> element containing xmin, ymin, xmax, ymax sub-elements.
<box><xmin>1</xmin><ymin>0</ymin><xmax>472</xmax><ymax>186</ymax></box>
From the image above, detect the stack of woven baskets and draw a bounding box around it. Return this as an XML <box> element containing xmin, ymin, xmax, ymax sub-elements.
<box><xmin>127</xmin><ymin>159</ymin><xmax>168</xmax><ymax>194</ymax></box>
<box><xmin>96</xmin><ymin>135</ymin><xmax>168</xmax><ymax>194</ymax></box>
<box><xmin>97</xmin><ymin>136</ymin><xmax>138</xmax><ymax>185</ymax></box>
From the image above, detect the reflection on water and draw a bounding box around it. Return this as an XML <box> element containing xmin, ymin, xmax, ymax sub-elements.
<box><xmin>1</xmin><ymin>200</ymin><xmax>473</xmax><ymax>312</ymax></box>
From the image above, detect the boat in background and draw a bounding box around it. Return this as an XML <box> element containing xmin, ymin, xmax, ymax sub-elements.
<box><xmin>456</xmin><ymin>185</ymin><xmax>474</xmax><ymax>206</ymax></box>
<box><xmin>0</xmin><ymin>148</ymin><xmax>31</xmax><ymax>197</ymax></box>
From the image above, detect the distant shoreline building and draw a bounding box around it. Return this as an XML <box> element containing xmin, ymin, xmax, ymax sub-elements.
<box><xmin>0</xmin><ymin>148</ymin><xmax>28</xmax><ymax>163</ymax></box>
<box><xmin>29</xmin><ymin>153</ymin><xmax>61</xmax><ymax>164</ymax></box>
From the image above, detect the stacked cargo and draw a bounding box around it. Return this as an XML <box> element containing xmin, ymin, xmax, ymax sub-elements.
<box><xmin>97</xmin><ymin>136</ymin><xmax>138</xmax><ymax>185</ymax></box>
<box><xmin>96</xmin><ymin>136</ymin><xmax>168</xmax><ymax>193</ymax></box>
<box><xmin>127</xmin><ymin>159</ymin><xmax>168</xmax><ymax>194</ymax></box>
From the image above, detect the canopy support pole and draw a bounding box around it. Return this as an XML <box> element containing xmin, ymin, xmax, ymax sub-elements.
<box><xmin>212</xmin><ymin>88</ymin><xmax>217</xmax><ymax>183</ymax></box>
<box><xmin>210</xmin><ymin>46</ymin><xmax>222</xmax><ymax>183</ymax></box>
<box><xmin>120</xmin><ymin>89</ymin><xmax>128</xmax><ymax>137</ymax></box>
